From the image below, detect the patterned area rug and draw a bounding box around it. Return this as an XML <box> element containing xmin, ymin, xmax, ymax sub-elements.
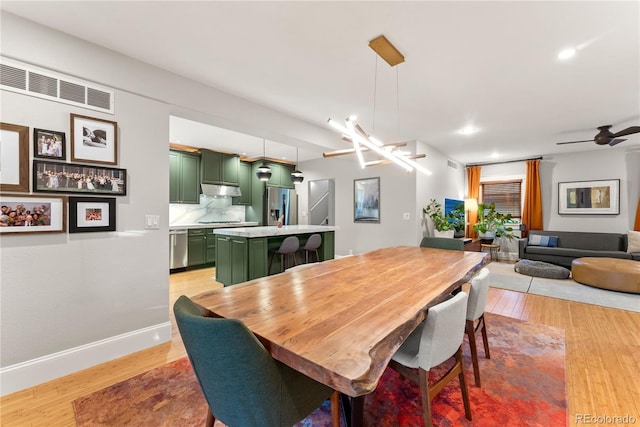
<box><xmin>73</xmin><ymin>314</ymin><xmax>566</xmax><ymax>426</ymax></box>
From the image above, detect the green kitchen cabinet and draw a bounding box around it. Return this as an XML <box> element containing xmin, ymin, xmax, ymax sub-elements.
<box><xmin>215</xmin><ymin>235</ymin><xmax>249</xmax><ymax>286</ymax></box>
<box><xmin>201</xmin><ymin>149</ymin><xmax>239</xmax><ymax>186</ymax></box>
<box><xmin>232</xmin><ymin>161</ymin><xmax>253</xmax><ymax>205</ymax></box>
<box><xmin>205</xmin><ymin>228</ymin><xmax>217</xmax><ymax>263</ymax></box>
<box><xmin>188</xmin><ymin>228</ymin><xmax>206</xmax><ymax>266</ymax></box>
<box><xmin>188</xmin><ymin>228</ymin><xmax>216</xmax><ymax>267</ymax></box>
<box><xmin>170</xmin><ymin>150</ymin><xmax>200</xmax><ymax>204</ymax></box>
<box><xmin>266</xmin><ymin>163</ymin><xmax>294</xmax><ymax>189</ymax></box>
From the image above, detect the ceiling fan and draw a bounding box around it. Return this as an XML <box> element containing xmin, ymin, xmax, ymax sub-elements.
<box><xmin>556</xmin><ymin>125</ymin><xmax>640</xmax><ymax>146</ymax></box>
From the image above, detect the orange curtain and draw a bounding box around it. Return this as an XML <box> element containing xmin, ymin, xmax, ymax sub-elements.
<box><xmin>466</xmin><ymin>166</ymin><xmax>481</xmax><ymax>238</ymax></box>
<box><xmin>522</xmin><ymin>159</ymin><xmax>543</xmax><ymax>230</ymax></box>
<box><xmin>635</xmin><ymin>198</ymin><xmax>640</xmax><ymax>231</ymax></box>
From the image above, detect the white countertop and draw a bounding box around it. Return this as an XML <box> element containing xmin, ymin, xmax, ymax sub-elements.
<box><xmin>170</xmin><ymin>222</ymin><xmax>259</xmax><ymax>230</ymax></box>
<box><xmin>213</xmin><ymin>224</ymin><xmax>339</xmax><ymax>238</ymax></box>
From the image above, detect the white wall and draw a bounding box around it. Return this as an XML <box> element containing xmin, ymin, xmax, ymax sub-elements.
<box><xmin>297</xmin><ymin>140</ymin><xmax>465</xmax><ymax>255</ymax></box>
<box><xmin>470</xmin><ymin>147</ymin><xmax>639</xmax><ymax>234</ymax></box>
<box><xmin>542</xmin><ymin>149</ymin><xmax>639</xmax><ymax>232</ymax></box>
<box><xmin>0</xmin><ymin>11</ymin><xmax>341</xmax><ymax>394</ymax></box>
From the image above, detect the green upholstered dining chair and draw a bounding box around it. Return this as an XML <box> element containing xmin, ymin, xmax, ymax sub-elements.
<box><xmin>419</xmin><ymin>236</ymin><xmax>464</xmax><ymax>251</ymax></box>
<box><xmin>388</xmin><ymin>291</ymin><xmax>472</xmax><ymax>427</ymax></box>
<box><xmin>465</xmin><ymin>267</ymin><xmax>491</xmax><ymax>387</ymax></box>
<box><xmin>174</xmin><ymin>295</ymin><xmax>340</xmax><ymax>427</ymax></box>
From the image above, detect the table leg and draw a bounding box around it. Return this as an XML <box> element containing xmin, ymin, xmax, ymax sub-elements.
<box><xmin>340</xmin><ymin>394</ymin><xmax>364</xmax><ymax>427</ymax></box>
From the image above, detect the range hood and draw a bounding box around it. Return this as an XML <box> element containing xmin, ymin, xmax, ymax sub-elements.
<box><xmin>201</xmin><ymin>183</ymin><xmax>242</xmax><ymax>197</ymax></box>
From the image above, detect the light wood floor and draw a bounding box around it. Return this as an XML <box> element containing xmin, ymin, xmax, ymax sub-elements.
<box><xmin>2</xmin><ymin>265</ymin><xmax>639</xmax><ymax>427</ymax></box>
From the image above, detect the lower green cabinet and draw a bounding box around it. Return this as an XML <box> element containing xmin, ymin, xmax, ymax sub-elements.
<box><xmin>216</xmin><ymin>235</ymin><xmax>251</xmax><ymax>286</ymax></box>
<box><xmin>188</xmin><ymin>228</ymin><xmax>216</xmax><ymax>267</ymax></box>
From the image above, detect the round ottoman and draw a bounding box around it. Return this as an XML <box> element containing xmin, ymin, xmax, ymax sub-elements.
<box><xmin>571</xmin><ymin>258</ymin><xmax>640</xmax><ymax>294</ymax></box>
<box><xmin>514</xmin><ymin>259</ymin><xmax>571</xmax><ymax>279</ymax></box>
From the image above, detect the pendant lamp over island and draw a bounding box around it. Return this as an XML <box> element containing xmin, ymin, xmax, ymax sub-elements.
<box><xmin>256</xmin><ymin>139</ymin><xmax>272</xmax><ymax>181</ymax></box>
<box><xmin>290</xmin><ymin>147</ymin><xmax>304</xmax><ymax>183</ymax></box>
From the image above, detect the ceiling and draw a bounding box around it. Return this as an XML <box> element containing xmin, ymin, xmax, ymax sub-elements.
<box><xmin>3</xmin><ymin>1</ymin><xmax>639</xmax><ymax>165</ymax></box>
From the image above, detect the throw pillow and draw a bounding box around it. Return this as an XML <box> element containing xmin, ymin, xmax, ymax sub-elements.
<box><xmin>627</xmin><ymin>230</ymin><xmax>640</xmax><ymax>253</ymax></box>
<box><xmin>528</xmin><ymin>234</ymin><xmax>559</xmax><ymax>247</ymax></box>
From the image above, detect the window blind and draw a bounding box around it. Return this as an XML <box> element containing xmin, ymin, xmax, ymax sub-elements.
<box><xmin>480</xmin><ymin>180</ymin><xmax>522</xmax><ymax>218</ymax></box>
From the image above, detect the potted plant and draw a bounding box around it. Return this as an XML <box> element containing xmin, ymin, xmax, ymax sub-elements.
<box><xmin>423</xmin><ymin>199</ymin><xmax>454</xmax><ymax>238</ymax></box>
<box><xmin>472</xmin><ymin>202</ymin><xmax>515</xmax><ymax>243</ymax></box>
<box><xmin>448</xmin><ymin>202</ymin><xmax>466</xmax><ymax>238</ymax></box>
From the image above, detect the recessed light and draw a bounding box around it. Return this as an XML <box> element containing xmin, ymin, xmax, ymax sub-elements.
<box><xmin>458</xmin><ymin>126</ymin><xmax>478</xmax><ymax>135</ymax></box>
<box><xmin>558</xmin><ymin>48</ymin><xmax>576</xmax><ymax>60</ymax></box>
<box><xmin>491</xmin><ymin>152</ymin><xmax>500</xmax><ymax>159</ymax></box>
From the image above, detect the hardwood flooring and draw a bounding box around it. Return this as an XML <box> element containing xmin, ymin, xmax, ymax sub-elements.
<box><xmin>1</xmin><ymin>264</ymin><xmax>639</xmax><ymax>426</ymax></box>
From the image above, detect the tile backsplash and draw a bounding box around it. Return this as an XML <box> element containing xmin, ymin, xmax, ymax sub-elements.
<box><xmin>170</xmin><ymin>195</ymin><xmax>246</xmax><ymax>225</ymax></box>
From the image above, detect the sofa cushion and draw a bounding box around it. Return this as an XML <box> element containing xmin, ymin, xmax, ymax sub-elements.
<box><xmin>527</xmin><ymin>230</ymin><xmax>626</xmax><ymax>251</ymax></box>
<box><xmin>525</xmin><ymin>245</ymin><xmax>633</xmax><ymax>260</ymax></box>
<box><xmin>627</xmin><ymin>230</ymin><xmax>640</xmax><ymax>254</ymax></box>
<box><xmin>528</xmin><ymin>234</ymin><xmax>558</xmax><ymax>247</ymax></box>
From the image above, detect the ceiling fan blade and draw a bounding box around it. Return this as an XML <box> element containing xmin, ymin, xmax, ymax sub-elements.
<box><xmin>611</xmin><ymin>126</ymin><xmax>640</xmax><ymax>138</ymax></box>
<box><xmin>556</xmin><ymin>139</ymin><xmax>593</xmax><ymax>145</ymax></box>
<box><xmin>608</xmin><ymin>138</ymin><xmax>627</xmax><ymax>146</ymax></box>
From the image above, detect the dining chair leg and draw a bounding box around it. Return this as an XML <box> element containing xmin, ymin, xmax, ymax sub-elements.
<box><xmin>330</xmin><ymin>391</ymin><xmax>340</xmax><ymax>427</ymax></box>
<box><xmin>205</xmin><ymin>407</ymin><xmax>215</xmax><ymax>427</ymax></box>
<box><xmin>418</xmin><ymin>367</ymin><xmax>433</xmax><ymax>427</ymax></box>
<box><xmin>466</xmin><ymin>319</ymin><xmax>482</xmax><ymax>387</ymax></box>
<box><xmin>456</xmin><ymin>348</ymin><xmax>473</xmax><ymax>421</ymax></box>
<box><xmin>479</xmin><ymin>314</ymin><xmax>491</xmax><ymax>359</ymax></box>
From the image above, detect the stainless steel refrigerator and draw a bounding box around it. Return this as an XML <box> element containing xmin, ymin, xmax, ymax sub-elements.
<box><xmin>264</xmin><ymin>187</ymin><xmax>298</xmax><ymax>225</ymax></box>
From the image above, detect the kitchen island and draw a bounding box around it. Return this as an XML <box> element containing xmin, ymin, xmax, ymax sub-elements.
<box><xmin>213</xmin><ymin>225</ymin><xmax>338</xmax><ymax>286</ymax></box>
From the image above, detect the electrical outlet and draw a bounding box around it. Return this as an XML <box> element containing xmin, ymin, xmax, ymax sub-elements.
<box><xmin>403</xmin><ymin>212</ymin><xmax>410</xmax><ymax>220</ymax></box>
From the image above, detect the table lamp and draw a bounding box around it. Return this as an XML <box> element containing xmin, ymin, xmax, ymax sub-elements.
<box><xmin>464</xmin><ymin>198</ymin><xmax>478</xmax><ymax>238</ymax></box>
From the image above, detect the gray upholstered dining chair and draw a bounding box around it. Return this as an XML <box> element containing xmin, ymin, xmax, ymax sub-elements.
<box><xmin>174</xmin><ymin>295</ymin><xmax>340</xmax><ymax>427</ymax></box>
<box><xmin>388</xmin><ymin>291</ymin><xmax>472</xmax><ymax>427</ymax></box>
<box><xmin>465</xmin><ymin>267</ymin><xmax>491</xmax><ymax>387</ymax></box>
<box><xmin>420</xmin><ymin>236</ymin><xmax>464</xmax><ymax>251</ymax></box>
<box><xmin>269</xmin><ymin>235</ymin><xmax>300</xmax><ymax>274</ymax></box>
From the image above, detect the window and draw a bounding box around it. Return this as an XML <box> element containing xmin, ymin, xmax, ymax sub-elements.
<box><xmin>480</xmin><ymin>180</ymin><xmax>522</xmax><ymax>218</ymax></box>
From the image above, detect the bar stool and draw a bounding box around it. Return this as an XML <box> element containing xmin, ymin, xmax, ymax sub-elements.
<box><xmin>301</xmin><ymin>233</ymin><xmax>322</xmax><ymax>263</ymax></box>
<box><xmin>269</xmin><ymin>236</ymin><xmax>300</xmax><ymax>274</ymax></box>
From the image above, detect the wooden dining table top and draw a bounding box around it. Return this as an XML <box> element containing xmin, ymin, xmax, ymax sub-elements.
<box><xmin>193</xmin><ymin>245</ymin><xmax>489</xmax><ymax>397</ymax></box>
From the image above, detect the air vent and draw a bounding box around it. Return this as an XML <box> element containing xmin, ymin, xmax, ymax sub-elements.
<box><xmin>0</xmin><ymin>57</ymin><xmax>114</xmax><ymax>114</ymax></box>
<box><xmin>447</xmin><ymin>160</ymin><xmax>458</xmax><ymax>169</ymax></box>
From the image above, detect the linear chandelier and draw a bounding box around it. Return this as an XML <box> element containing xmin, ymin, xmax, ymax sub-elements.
<box><xmin>327</xmin><ymin>116</ymin><xmax>431</xmax><ymax>175</ymax></box>
<box><xmin>325</xmin><ymin>35</ymin><xmax>431</xmax><ymax>176</ymax></box>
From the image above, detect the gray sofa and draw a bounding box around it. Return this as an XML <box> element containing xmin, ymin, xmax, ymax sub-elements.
<box><xmin>518</xmin><ymin>230</ymin><xmax>640</xmax><ymax>268</ymax></box>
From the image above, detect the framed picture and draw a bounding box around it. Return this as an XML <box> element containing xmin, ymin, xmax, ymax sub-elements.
<box><xmin>70</xmin><ymin>113</ymin><xmax>118</xmax><ymax>165</ymax></box>
<box><xmin>0</xmin><ymin>194</ymin><xmax>67</xmax><ymax>234</ymax></box>
<box><xmin>0</xmin><ymin>122</ymin><xmax>29</xmax><ymax>192</ymax></box>
<box><xmin>34</xmin><ymin>128</ymin><xmax>66</xmax><ymax>160</ymax></box>
<box><xmin>558</xmin><ymin>179</ymin><xmax>620</xmax><ymax>215</ymax></box>
<box><xmin>69</xmin><ymin>196</ymin><xmax>116</xmax><ymax>233</ymax></box>
<box><xmin>354</xmin><ymin>177</ymin><xmax>380</xmax><ymax>223</ymax></box>
<box><xmin>32</xmin><ymin>160</ymin><xmax>127</xmax><ymax>196</ymax></box>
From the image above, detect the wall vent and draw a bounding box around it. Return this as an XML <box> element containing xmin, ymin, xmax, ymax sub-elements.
<box><xmin>447</xmin><ymin>160</ymin><xmax>458</xmax><ymax>169</ymax></box>
<box><xmin>0</xmin><ymin>57</ymin><xmax>114</xmax><ymax>114</ymax></box>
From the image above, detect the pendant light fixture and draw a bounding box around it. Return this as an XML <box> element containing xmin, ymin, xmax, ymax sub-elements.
<box><xmin>290</xmin><ymin>147</ymin><xmax>304</xmax><ymax>183</ymax></box>
<box><xmin>256</xmin><ymin>139</ymin><xmax>272</xmax><ymax>181</ymax></box>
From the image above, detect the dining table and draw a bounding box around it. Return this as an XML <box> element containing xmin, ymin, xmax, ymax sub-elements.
<box><xmin>193</xmin><ymin>245</ymin><xmax>489</xmax><ymax>426</ymax></box>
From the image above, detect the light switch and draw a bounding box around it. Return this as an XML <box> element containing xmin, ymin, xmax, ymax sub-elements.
<box><xmin>403</xmin><ymin>212</ymin><xmax>410</xmax><ymax>220</ymax></box>
<box><xmin>145</xmin><ymin>214</ymin><xmax>160</xmax><ymax>229</ymax></box>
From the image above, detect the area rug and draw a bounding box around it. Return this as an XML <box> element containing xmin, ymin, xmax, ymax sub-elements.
<box><xmin>73</xmin><ymin>314</ymin><xmax>566</xmax><ymax>427</ymax></box>
<box><xmin>487</xmin><ymin>262</ymin><xmax>640</xmax><ymax>312</ymax></box>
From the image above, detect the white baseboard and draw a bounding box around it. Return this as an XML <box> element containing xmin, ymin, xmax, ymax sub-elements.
<box><xmin>0</xmin><ymin>322</ymin><xmax>171</xmax><ymax>396</ymax></box>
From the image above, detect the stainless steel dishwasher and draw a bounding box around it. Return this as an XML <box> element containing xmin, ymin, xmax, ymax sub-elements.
<box><xmin>169</xmin><ymin>229</ymin><xmax>188</xmax><ymax>270</ymax></box>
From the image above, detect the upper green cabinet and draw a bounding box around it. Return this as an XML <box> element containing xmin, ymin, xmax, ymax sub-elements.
<box><xmin>232</xmin><ymin>161</ymin><xmax>253</xmax><ymax>205</ymax></box>
<box><xmin>266</xmin><ymin>163</ymin><xmax>294</xmax><ymax>189</ymax></box>
<box><xmin>201</xmin><ymin>149</ymin><xmax>239</xmax><ymax>186</ymax></box>
<box><xmin>170</xmin><ymin>150</ymin><xmax>200</xmax><ymax>204</ymax></box>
